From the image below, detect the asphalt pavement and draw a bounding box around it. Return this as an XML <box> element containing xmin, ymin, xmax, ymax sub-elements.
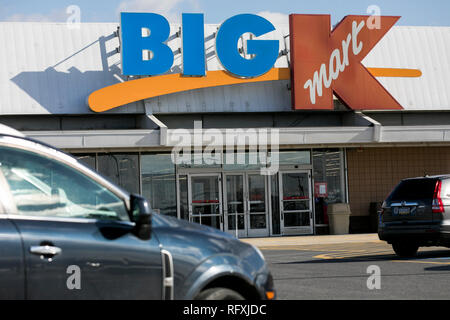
<box><xmin>242</xmin><ymin>234</ymin><xmax>450</xmax><ymax>300</ymax></box>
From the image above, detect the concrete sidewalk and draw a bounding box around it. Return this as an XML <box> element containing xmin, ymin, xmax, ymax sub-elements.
<box><xmin>241</xmin><ymin>233</ymin><xmax>381</xmax><ymax>248</ymax></box>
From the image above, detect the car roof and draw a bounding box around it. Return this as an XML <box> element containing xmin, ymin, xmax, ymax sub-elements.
<box><xmin>403</xmin><ymin>174</ymin><xmax>450</xmax><ymax>181</ymax></box>
<box><xmin>0</xmin><ymin>124</ymin><xmax>25</xmax><ymax>138</ymax></box>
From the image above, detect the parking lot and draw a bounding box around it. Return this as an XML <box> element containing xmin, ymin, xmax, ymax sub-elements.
<box><xmin>244</xmin><ymin>235</ymin><xmax>450</xmax><ymax>300</ymax></box>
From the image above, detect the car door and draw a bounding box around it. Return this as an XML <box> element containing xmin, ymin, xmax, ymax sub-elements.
<box><xmin>0</xmin><ymin>171</ymin><xmax>25</xmax><ymax>299</ymax></box>
<box><xmin>0</xmin><ymin>144</ymin><xmax>163</xmax><ymax>299</ymax></box>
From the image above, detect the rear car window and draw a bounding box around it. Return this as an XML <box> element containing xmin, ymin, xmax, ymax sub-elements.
<box><xmin>387</xmin><ymin>178</ymin><xmax>438</xmax><ymax>201</ymax></box>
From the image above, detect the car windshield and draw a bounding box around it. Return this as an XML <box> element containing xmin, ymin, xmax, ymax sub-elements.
<box><xmin>387</xmin><ymin>178</ymin><xmax>438</xmax><ymax>201</ymax></box>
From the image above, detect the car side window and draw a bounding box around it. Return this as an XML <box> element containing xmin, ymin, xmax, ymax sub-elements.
<box><xmin>0</xmin><ymin>146</ymin><xmax>129</xmax><ymax>221</ymax></box>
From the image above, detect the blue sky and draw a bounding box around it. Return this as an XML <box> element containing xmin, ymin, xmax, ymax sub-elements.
<box><xmin>0</xmin><ymin>0</ymin><xmax>449</xmax><ymax>26</ymax></box>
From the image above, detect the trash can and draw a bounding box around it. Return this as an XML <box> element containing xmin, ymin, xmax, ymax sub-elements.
<box><xmin>327</xmin><ymin>203</ymin><xmax>351</xmax><ymax>235</ymax></box>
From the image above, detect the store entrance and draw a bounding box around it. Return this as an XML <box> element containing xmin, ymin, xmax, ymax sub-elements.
<box><xmin>223</xmin><ymin>173</ymin><xmax>269</xmax><ymax>238</ymax></box>
<box><xmin>279</xmin><ymin>171</ymin><xmax>313</xmax><ymax>235</ymax></box>
<box><xmin>181</xmin><ymin>171</ymin><xmax>270</xmax><ymax>238</ymax></box>
<box><xmin>181</xmin><ymin>170</ymin><xmax>312</xmax><ymax>237</ymax></box>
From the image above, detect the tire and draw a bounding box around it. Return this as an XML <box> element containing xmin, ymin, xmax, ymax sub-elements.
<box><xmin>392</xmin><ymin>242</ymin><xmax>419</xmax><ymax>258</ymax></box>
<box><xmin>195</xmin><ymin>287</ymin><xmax>245</xmax><ymax>300</ymax></box>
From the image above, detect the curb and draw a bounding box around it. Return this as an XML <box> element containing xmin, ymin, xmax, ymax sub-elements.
<box><xmin>240</xmin><ymin>233</ymin><xmax>381</xmax><ymax>248</ymax></box>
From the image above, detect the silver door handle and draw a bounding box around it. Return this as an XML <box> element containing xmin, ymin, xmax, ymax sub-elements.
<box><xmin>30</xmin><ymin>245</ymin><xmax>62</xmax><ymax>257</ymax></box>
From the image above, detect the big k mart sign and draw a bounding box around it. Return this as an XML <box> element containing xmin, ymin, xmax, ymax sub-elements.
<box><xmin>290</xmin><ymin>15</ymin><xmax>403</xmax><ymax>110</ymax></box>
<box><xmin>88</xmin><ymin>13</ymin><xmax>422</xmax><ymax>113</ymax></box>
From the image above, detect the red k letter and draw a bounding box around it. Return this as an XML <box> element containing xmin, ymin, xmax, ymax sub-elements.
<box><xmin>289</xmin><ymin>14</ymin><xmax>403</xmax><ymax>110</ymax></box>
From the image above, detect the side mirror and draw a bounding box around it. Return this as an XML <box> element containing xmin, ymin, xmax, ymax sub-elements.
<box><xmin>130</xmin><ymin>194</ymin><xmax>152</xmax><ymax>240</ymax></box>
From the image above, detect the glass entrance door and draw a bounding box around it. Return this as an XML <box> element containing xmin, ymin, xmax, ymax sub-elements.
<box><xmin>189</xmin><ymin>174</ymin><xmax>223</xmax><ymax>230</ymax></box>
<box><xmin>224</xmin><ymin>174</ymin><xmax>246</xmax><ymax>238</ymax></box>
<box><xmin>279</xmin><ymin>171</ymin><xmax>313</xmax><ymax>235</ymax></box>
<box><xmin>223</xmin><ymin>173</ymin><xmax>269</xmax><ymax>238</ymax></box>
<box><xmin>247</xmin><ymin>174</ymin><xmax>269</xmax><ymax>237</ymax></box>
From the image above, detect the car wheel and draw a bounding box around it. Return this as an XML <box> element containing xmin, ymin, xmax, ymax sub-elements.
<box><xmin>195</xmin><ymin>288</ymin><xmax>245</xmax><ymax>300</ymax></box>
<box><xmin>392</xmin><ymin>242</ymin><xmax>419</xmax><ymax>258</ymax></box>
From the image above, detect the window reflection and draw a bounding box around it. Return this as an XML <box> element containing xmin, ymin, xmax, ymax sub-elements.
<box><xmin>270</xmin><ymin>151</ymin><xmax>311</xmax><ymax>165</ymax></box>
<box><xmin>75</xmin><ymin>154</ymin><xmax>96</xmax><ymax>170</ymax></box>
<box><xmin>313</xmin><ymin>149</ymin><xmax>344</xmax><ymax>229</ymax></box>
<box><xmin>97</xmin><ymin>153</ymin><xmax>139</xmax><ymax>195</ymax></box>
<box><xmin>1</xmin><ymin>147</ymin><xmax>128</xmax><ymax>221</ymax></box>
<box><xmin>179</xmin><ymin>175</ymin><xmax>188</xmax><ymax>220</ymax></box>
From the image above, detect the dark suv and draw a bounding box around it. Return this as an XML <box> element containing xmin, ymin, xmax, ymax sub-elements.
<box><xmin>379</xmin><ymin>175</ymin><xmax>450</xmax><ymax>257</ymax></box>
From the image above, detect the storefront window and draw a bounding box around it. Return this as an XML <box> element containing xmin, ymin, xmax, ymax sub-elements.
<box><xmin>141</xmin><ymin>154</ymin><xmax>177</xmax><ymax>217</ymax></box>
<box><xmin>313</xmin><ymin>149</ymin><xmax>344</xmax><ymax>230</ymax></box>
<box><xmin>223</xmin><ymin>152</ymin><xmax>265</xmax><ymax>171</ymax></box>
<box><xmin>74</xmin><ymin>154</ymin><xmax>96</xmax><ymax>170</ymax></box>
<box><xmin>97</xmin><ymin>153</ymin><xmax>140</xmax><ymax>195</ymax></box>
<box><xmin>176</xmin><ymin>152</ymin><xmax>222</xmax><ymax>168</ymax></box>
<box><xmin>270</xmin><ymin>151</ymin><xmax>311</xmax><ymax>165</ymax></box>
<box><xmin>179</xmin><ymin>175</ymin><xmax>188</xmax><ymax>220</ymax></box>
<box><xmin>271</xmin><ymin>174</ymin><xmax>280</xmax><ymax>235</ymax></box>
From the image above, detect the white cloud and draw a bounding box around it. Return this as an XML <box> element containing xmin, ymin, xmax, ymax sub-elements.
<box><xmin>116</xmin><ymin>0</ymin><xmax>200</xmax><ymax>23</ymax></box>
<box><xmin>256</xmin><ymin>11</ymin><xmax>289</xmax><ymax>25</ymax></box>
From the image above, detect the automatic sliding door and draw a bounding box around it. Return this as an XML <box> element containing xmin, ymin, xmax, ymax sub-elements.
<box><xmin>186</xmin><ymin>172</ymin><xmax>270</xmax><ymax>237</ymax></box>
<box><xmin>223</xmin><ymin>173</ymin><xmax>270</xmax><ymax>238</ymax></box>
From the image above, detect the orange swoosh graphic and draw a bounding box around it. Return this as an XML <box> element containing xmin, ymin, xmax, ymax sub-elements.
<box><xmin>88</xmin><ymin>67</ymin><xmax>421</xmax><ymax>112</ymax></box>
<box><xmin>89</xmin><ymin>68</ymin><xmax>290</xmax><ymax>113</ymax></box>
<box><xmin>367</xmin><ymin>67</ymin><xmax>422</xmax><ymax>78</ymax></box>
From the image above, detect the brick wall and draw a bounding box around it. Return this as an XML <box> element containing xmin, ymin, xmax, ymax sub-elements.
<box><xmin>347</xmin><ymin>146</ymin><xmax>450</xmax><ymax>219</ymax></box>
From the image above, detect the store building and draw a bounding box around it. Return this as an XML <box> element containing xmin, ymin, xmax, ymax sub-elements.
<box><xmin>1</xmin><ymin>14</ymin><xmax>449</xmax><ymax>237</ymax></box>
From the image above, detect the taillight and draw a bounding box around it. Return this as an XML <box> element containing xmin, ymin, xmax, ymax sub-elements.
<box><xmin>432</xmin><ymin>180</ymin><xmax>444</xmax><ymax>213</ymax></box>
